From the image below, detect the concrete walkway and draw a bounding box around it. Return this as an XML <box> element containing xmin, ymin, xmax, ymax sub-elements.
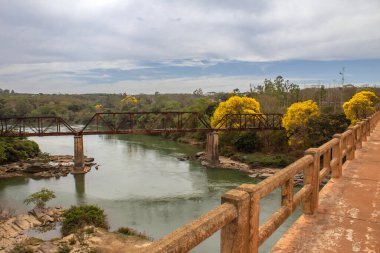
<box><xmin>271</xmin><ymin>124</ymin><xmax>380</xmax><ymax>253</ymax></box>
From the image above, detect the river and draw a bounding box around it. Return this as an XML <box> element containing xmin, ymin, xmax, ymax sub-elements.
<box><xmin>0</xmin><ymin>134</ymin><xmax>301</xmax><ymax>252</ymax></box>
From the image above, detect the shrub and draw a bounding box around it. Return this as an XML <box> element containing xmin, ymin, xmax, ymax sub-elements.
<box><xmin>23</xmin><ymin>188</ymin><xmax>56</xmax><ymax>209</ymax></box>
<box><xmin>8</xmin><ymin>244</ymin><xmax>34</xmax><ymax>253</ymax></box>
<box><xmin>232</xmin><ymin>132</ymin><xmax>262</xmax><ymax>152</ymax></box>
<box><xmin>0</xmin><ymin>138</ymin><xmax>40</xmax><ymax>164</ymax></box>
<box><xmin>306</xmin><ymin>113</ymin><xmax>350</xmax><ymax>147</ymax></box>
<box><xmin>57</xmin><ymin>243</ymin><xmax>71</xmax><ymax>253</ymax></box>
<box><xmin>61</xmin><ymin>205</ymin><xmax>108</xmax><ymax>236</ymax></box>
<box><xmin>116</xmin><ymin>227</ymin><xmax>151</xmax><ymax>240</ymax></box>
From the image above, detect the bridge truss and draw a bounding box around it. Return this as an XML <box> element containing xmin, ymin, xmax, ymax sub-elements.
<box><xmin>0</xmin><ymin>112</ymin><xmax>283</xmax><ymax>137</ymax></box>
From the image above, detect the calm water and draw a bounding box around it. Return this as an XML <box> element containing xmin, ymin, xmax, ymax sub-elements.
<box><xmin>0</xmin><ymin>135</ymin><xmax>301</xmax><ymax>252</ymax></box>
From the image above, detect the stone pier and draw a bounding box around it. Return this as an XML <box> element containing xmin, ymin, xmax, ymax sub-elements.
<box><xmin>73</xmin><ymin>135</ymin><xmax>84</xmax><ymax>171</ymax></box>
<box><xmin>206</xmin><ymin>131</ymin><xmax>219</xmax><ymax>164</ymax></box>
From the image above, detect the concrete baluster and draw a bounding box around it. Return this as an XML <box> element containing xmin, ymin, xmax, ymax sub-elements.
<box><xmin>303</xmin><ymin>148</ymin><xmax>320</xmax><ymax>214</ymax></box>
<box><xmin>347</xmin><ymin>130</ymin><xmax>355</xmax><ymax>160</ymax></box>
<box><xmin>221</xmin><ymin>189</ymin><xmax>250</xmax><ymax>253</ymax></box>
<box><xmin>332</xmin><ymin>134</ymin><xmax>343</xmax><ymax>178</ymax></box>
<box><xmin>237</xmin><ymin>184</ymin><xmax>260</xmax><ymax>253</ymax></box>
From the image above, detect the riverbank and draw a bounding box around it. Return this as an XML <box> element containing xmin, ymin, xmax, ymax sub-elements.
<box><xmin>0</xmin><ymin>207</ymin><xmax>151</xmax><ymax>253</ymax></box>
<box><xmin>0</xmin><ymin>155</ymin><xmax>96</xmax><ymax>179</ymax></box>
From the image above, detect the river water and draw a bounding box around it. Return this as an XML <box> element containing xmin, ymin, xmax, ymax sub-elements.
<box><xmin>0</xmin><ymin>135</ymin><xmax>301</xmax><ymax>252</ymax></box>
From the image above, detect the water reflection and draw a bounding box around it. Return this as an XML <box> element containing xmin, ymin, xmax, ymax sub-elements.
<box><xmin>73</xmin><ymin>174</ymin><xmax>86</xmax><ymax>205</ymax></box>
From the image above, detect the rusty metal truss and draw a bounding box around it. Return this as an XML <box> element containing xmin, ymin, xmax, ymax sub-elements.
<box><xmin>0</xmin><ymin>112</ymin><xmax>283</xmax><ymax>137</ymax></box>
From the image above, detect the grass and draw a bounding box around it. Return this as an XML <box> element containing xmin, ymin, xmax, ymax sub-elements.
<box><xmin>116</xmin><ymin>227</ymin><xmax>151</xmax><ymax>240</ymax></box>
<box><xmin>230</xmin><ymin>152</ymin><xmax>295</xmax><ymax>167</ymax></box>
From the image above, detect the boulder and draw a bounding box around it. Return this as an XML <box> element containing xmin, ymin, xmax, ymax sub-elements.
<box><xmin>24</xmin><ymin>163</ymin><xmax>53</xmax><ymax>173</ymax></box>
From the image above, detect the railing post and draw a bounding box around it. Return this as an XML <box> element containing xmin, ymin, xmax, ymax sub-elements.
<box><xmin>332</xmin><ymin>134</ymin><xmax>343</xmax><ymax>178</ymax></box>
<box><xmin>303</xmin><ymin>148</ymin><xmax>320</xmax><ymax>214</ymax></box>
<box><xmin>237</xmin><ymin>184</ymin><xmax>260</xmax><ymax>253</ymax></box>
<box><xmin>347</xmin><ymin>130</ymin><xmax>355</xmax><ymax>160</ymax></box>
<box><xmin>206</xmin><ymin>131</ymin><xmax>219</xmax><ymax>165</ymax></box>
<box><xmin>221</xmin><ymin>189</ymin><xmax>250</xmax><ymax>253</ymax></box>
<box><xmin>356</xmin><ymin>123</ymin><xmax>363</xmax><ymax>149</ymax></box>
<box><xmin>348</xmin><ymin>126</ymin><xmax>357</xmax><ymax>155</ymax></box>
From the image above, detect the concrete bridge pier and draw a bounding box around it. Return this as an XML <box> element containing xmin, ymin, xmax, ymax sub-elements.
<box><xmin>206</xmin><ymin>131</ymin><xmax>219</xmax><ymax>164</ymax></box>
<box><xmin>73</xmin><ymin>135</ymin><xmax>85</xmax><ymax>173</ymax></box>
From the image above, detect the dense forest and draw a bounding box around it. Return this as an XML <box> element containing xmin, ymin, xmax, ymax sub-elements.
<box><xmin>1</xmin><ymin>76</ymin><xmax>378</xmax><ymax>166</ymax></box>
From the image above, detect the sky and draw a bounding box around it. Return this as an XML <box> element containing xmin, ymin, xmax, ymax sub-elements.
<box><xmin>0</xmin><ymin>0</ymin><xmax>379</xmax><ymax>94</ymax></box>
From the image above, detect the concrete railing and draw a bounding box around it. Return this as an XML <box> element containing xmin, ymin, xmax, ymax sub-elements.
<box><xmin>145</xmin><ymin>111</ymin><xmax>380</xmax><ymax>253</ymax></box>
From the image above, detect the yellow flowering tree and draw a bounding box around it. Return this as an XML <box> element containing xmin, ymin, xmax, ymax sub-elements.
<box><xmin>120</xmin><ymin>95</ymin><xmax>138</xmax><ymax>111</ymax></box>
<box><xmin>343</xmin><ymin>91</ymin><xmax>378</xmax><ymax>124</ymax></box>
<box><xmin>282</xmin><ymin>100</ymin><xmax>320</xmax><ymax>147</ymax></box>
<box><xmin>94</xmin><ymin>104</ymin><xmax>103</xmax><ymax>111</ymax></box>
<box><xmin>211</xmin><ymin>96</ymin><xmax>261</xmax><ymax>128</ymax></box>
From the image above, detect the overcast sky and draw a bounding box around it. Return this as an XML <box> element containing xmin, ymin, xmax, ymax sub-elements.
<box><xmin>0</xmin><ymin>0</ymin><xmax>379</xmax><ymax>94</ymax></box>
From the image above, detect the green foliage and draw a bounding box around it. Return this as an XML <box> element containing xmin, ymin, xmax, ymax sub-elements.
<box><xmin>231</xmin><ymin>152</ymin><xmax>293</xmax><ymax>167</ymax></box>
<box><xmin>23</xmin><ymin>188</ymin><xmax>56</xmax><ymax>209</ymax></box>
<box><xmin>57</xmin><ymin>243</ymin><xmax>71</xmax><ymax>253</ymax></box>
<box><xmin>116</xmin><ymin>227</ymin><xmax>151</xmax><ymax>240</ymax></box>
<box><xmin>61</xmin><ymin>205</ymin><xmax>108</xmax><ymax>236</ymax></box>
<box><xmin>232</xmin><ymin>132</ymin><xmax>262</xmax><ymax>152</ymax></box>
<box><xmin>306</xmin><ymin>114</ymin><xmax>350</xmax><ymax>147</ymax></box>
<box><xmin>8</xmin><ymin>244</ymin><xmax>34</xmax><ymax>253</ymax></box>
<box><xmin>0</xmin><ymin>138</ymin><xmax>40</xmax><ymax>164</ymax></box>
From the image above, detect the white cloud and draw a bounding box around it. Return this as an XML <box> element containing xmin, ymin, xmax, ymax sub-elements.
<box><xmin>0</xmin><ymin>0</ymin><xmax>379</xmax><ymax>92</ymax></box>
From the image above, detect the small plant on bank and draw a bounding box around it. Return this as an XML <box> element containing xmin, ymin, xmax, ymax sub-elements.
<box><xmin>57</xmin><ymin>243</ymin><xmax>71</xmax><ymax>253</ymax></box>
<box><xmin>8</xmin><ymin>244</ymin><xmax>34</xmax><ymax>253</ymax></box>
<box><xmin>23</xmin><ymin>188</ymin><xmax>56</xmax><ymax>209</ymax></box>
<box><xmin>116</xmin><ymin>227</ymin><xmax>151</xmax><ymax>240</ymax></box>
<box><xmin>61</xmin><ymin>205</ymin><xmax>108</xmax><ymax>236</ymax></box>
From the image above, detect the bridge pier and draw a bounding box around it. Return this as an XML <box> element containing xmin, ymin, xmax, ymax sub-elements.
<box><xmin>73</xmin><ymin>135</ymin><xmax>85</xmax><ymax>172</ymax></box>
<box><xmin>206</xmin><ymin>132</ymin><xmax>219</xmax><ymax>164</ymax></box>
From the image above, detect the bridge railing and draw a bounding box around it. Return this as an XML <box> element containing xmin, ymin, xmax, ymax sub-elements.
<box><xmin>146</xmin><ymin>111</ymin><xmax>380</xmax><ymax>253</ymax></box>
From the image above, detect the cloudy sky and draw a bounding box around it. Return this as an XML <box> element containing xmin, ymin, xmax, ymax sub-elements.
<box><xmin>0</xmin><ymin>0</ymin><xmax>379</xmax><ymax>94</ymax></box>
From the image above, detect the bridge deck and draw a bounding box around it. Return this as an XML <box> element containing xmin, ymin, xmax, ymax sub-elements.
<box><xmin>271</xmin><ymin>124</ymin><xmax>380</xmax><ymax>253</ymax></box>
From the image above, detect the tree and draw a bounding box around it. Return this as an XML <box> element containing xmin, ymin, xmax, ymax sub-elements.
<box><xmin>282</xmin><ymin>100</ymin><xmax>320</xmax><ymax>147</ymax></box>
<box><xmin>343</xmin><ymin>90</ymin><xmax>378</xmax><ymax>124</ymax></box>
<box><xmin>211</xmin><ymin>96</ymin><xmax>261</xmax><ymax>127</ymax></box>
<box><xmin>23</xmin><ymin>188</ymin><xmax>56</xmax><ymax>209</ymax></box>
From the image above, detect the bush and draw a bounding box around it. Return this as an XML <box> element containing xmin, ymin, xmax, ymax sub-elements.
<box><xmin>306</xmin><ymin>113</ymin><xmax>350</xmax><ymax>147</ymax></box>
<box><xmin>232</xmin><ymin>132</ymin><xmax>262</xmax><ymax>152</ymax></box>
<box><xmin>23</xmin><ymin>188</ymin><xmax>56</xmax><ymax>209</ymax></box>
<box><xmin>0</xmin><ymin>137</ymin><xmax>40</xmax><ymax>164</ymax></box>
<box><xmin>8</xmin><ymin>244</ymin><xmax>34</xmax><ymax>253</ymax></box>
<box><xmin>61</xmin><ymin>205</ymin><xmax>108</xmax><ymax>236</ymax></box>
<box><xmin>116</xmin><ymin>227</ymin><xmax>151</xmax><ymax>240</ymax></box>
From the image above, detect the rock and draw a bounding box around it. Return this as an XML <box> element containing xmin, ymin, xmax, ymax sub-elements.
<box><xmin>85</xmin><ymin>157</ymin><xmax>95</xmax><ymax>162</ymax></box>
<box><xmin>195</xmin><ymin>152</ymin><xmax>205</xmax><ymax>157</ymax></box>
<box><xmin>24</xmin><ymin>163</ymin><xmax>53</xmax><ymax>173</ymax></box>
<box><xmin>38</xmin><ymin>242</ymin><xmax>57</xmax><ymax>253</ymax></box>
<box><xmin>14</xmin><ymin>216</ymin><xmax>32</xmax><ymax>230</ymax></box>
<box><xmin>249</xmin><ymin>174</ymin><xmax>258</xmax><ymax>178</ymax></box>
<box><xmin>177</xmin><ymin>156</ymin><xmax>189</xmax><ymax>161</ymax></box>
<box><xmin>258</xmin><ymin>173</ymin><xmax>273</xmax><ymax>179</ymax></box>
<box><xmin>5</xmin><ymin>166</ymin><xmax>19</xmax><ymax>173</ymax></box>
<box><xmin>31</xmin><ymin>208</ymin><xmax>45</xmax><ymax>220</ymax></box>
<box><xmin>40</xmin><ymin>215</ymin><xmax>55</xmax><ymax>223</ymax></box>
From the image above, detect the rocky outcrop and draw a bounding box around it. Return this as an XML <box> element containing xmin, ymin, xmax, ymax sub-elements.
<box><xmin>0</xmin><ymin>155</ymin><xmax>96</xmax><ymax>179</ymax></box>
<box><xmin>0</xmin><ymin>207</ymin><xmax>64</xmax><ymax>252</ymax></box>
